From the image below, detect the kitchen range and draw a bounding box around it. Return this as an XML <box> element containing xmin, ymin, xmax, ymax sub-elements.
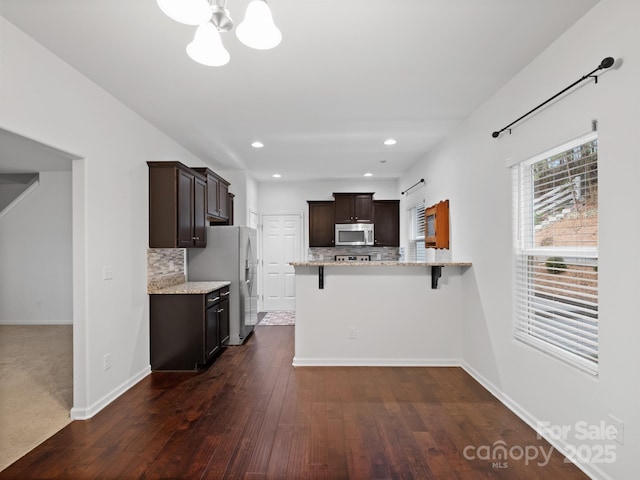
<box><xmin>335</xmin><ymin>255</ymin><xmax>371</xmax><ymax>262</ymax></box>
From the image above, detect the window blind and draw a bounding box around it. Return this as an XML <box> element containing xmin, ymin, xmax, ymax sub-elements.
<box><xmin>409</xmin><ymin>203</ymin><xmax>426</xmax><ymax>261</ymax></box>
<box><xmin>512</xmin><ymin>133</ymin><xmax>599</xmax><ymax>374</ymax></box>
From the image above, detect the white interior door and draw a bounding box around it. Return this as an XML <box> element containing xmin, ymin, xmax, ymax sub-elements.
<box><xmin>261</xmin><ymin>214</ymin><xmax>302</xmax><ymax>311</ymax></box>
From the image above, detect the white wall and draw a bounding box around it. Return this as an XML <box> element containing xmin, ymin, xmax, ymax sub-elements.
<box><xmin>0</xmin><ymin>16</ymin><xmax>215</xmax><ymax>418</ymax></box>
<box><xmin>218</xmin><ymin>169</ymin><xmax>259</xmax><ymax>227</ymax></box>
<box><xmin>0</xmin><ymin>172</ymin><xmax>72</xmax><ymax>324</ymax></box>
<box><xmin>399</xmin><ymin>1</ymin><xmax>639</xmax><ymax>478</ymax></box>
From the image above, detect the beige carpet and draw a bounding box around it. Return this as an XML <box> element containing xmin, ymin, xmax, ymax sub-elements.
<box><xmin>0</xmin><ymin>325</ymin><xmax>73</xmax><ymax>472</ymax></box>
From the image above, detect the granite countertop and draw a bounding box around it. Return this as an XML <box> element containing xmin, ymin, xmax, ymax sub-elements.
<box><xmin>290</xmin><ymin>261</ymin><xmax>472</xmax><ymax>267</ymax></box>
<box><xmin>148</xmin><ymin>280</ymin><xmax>231</xmax><ymax>295</ymax></box>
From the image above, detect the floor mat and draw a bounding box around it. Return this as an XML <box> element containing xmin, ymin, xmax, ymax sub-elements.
<box><xmin>259</xmin><ymin>311</ymin><xmax>295</xmax><ymax>326</ymax></box>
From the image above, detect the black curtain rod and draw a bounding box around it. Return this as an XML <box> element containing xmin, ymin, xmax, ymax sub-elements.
<box><xmin>492</xmin><ymin>57</ymin><xmax>615</xmax><ymax>139</ymax></box>
<box><xmin>401</xmin><ymin>178</ymin><xmax>424</xmax><ymax>195</ymax></box>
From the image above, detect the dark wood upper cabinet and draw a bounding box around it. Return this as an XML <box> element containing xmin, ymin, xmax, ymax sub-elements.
<box><xmin>192</xmin><ymin>168</ymin><xmax>230</xmax><ymax>222</ymax></box>
<box><xmin>373</xmin><ymin>200</ymin><xmax>400</xmax><ymax>247</ymax></box>
<box><xmin>308</xmin><ymin>201</ymin><xmax>335</xmax><ymax>247</ymax></box>
<box><xmin>333</xmin><ymin>193</ymin><xmax>374</xmax><ymax>223</ymax></box>
<box><xmin>148</xmin><ymin>161</ymin><xmax>207</xmax><ymax>248</ymax></box>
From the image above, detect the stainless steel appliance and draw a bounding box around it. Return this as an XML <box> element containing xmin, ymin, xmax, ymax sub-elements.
<box><xmin>335</xmin><ymin>223</ymin><xmax>374</xmax><ymax>246</ymax></box>
<box><xmin>187</xmin><ymin>226</ymin><xmax>258</xmax><ymax>345</ymax></box>
<box><xmin>335</xmin><ymin>255</ymin><xmax>371</xmax><ymax>262</ymax></box>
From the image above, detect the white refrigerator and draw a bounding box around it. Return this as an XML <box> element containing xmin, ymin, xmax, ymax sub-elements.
<box><xmin>187</xmin><ymin>226</ymin><xmax>258</xmax><ymax>345</ymax></box>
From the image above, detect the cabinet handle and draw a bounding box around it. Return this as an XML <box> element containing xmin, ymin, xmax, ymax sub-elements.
<box><xmin>216</xmin><ymin>308</ymin><xmax>224</xmax><ymax>313</ymax></box>
<box><xmin>221</xmin><ymin>291</ymin><xmax>230</xmax><ymax>297</ymax></box>
<box><xmin>193</xmin><ymin>236</ymin><xmax>200</xmax><ymax>240</ymax></box>
<box><xmin>208</xmin><ymin>297</ymin><xmax>220</xmax><ymax>303</ymax></box>
<box><xmin>355</xmin><ymin>217</ymin><xmax>358</xmax><ymax>220</ymax></box>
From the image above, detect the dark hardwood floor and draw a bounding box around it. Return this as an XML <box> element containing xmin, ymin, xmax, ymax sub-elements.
<box><xmin>1</xmin><ymin>325</ymin><xmax>588</xmax><ymax>479</ymax></box>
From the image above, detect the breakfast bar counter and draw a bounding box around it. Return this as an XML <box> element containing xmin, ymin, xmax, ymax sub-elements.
<box><xmin>290</xmin><ymin>260</ymin><xmax>471</xmax><ymax>267</ymax></box>
<box><xmin>290</xmin><ymin>261</ymin><xmax>471</xmax><ymax>289</ymax></box>
<box><xmin>289</xmin><ymin>261</ymin><xmax>472</xmax><ymax>367</ymax></box>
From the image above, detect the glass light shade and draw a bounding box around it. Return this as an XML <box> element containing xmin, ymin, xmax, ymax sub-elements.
<box><xmin>236</xmin><ymin>0</ymin><xmax>282</xmax><ymax>50</ymax></box>
<box><xmin>186</xmin><ymin>23</ymin><xmax>230</xmax><ymax>67</ymax></box>
<box><xmin>157</xmin><ymin>0</ymin><xmax>211</xmax><ymax>26</ymax></box>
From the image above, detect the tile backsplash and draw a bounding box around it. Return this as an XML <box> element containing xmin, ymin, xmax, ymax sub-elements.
<box><xmin>308</xmin><ymin>246</ymin><xmax>400</xmax><ymax>261</ymax></box>
<box><xmin>147</xmin><ymin>248</ymin><xmax>186</xmax><ymax>292</ymax></box>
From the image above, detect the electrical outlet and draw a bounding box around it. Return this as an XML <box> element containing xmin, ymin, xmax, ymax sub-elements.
<box><xmin>103</xmin><ymin>265</ymin><xmax>113</xmax><ymax>280</ymax></box>
<box><xmin>347</xmin><ymin>327</ymin><xmax>356</xmax><ymax>339</ymax></box>
<box><xmin>36</xmin><ymin>299</ymin><xmax>42</xmax><ymax>309</ymax></box>
<box><xmin>103</xmin><ymin>353</ymin><xmax>112</xmax><ymax>371</ymax></box>
<box><xmin>608</xmin><ymin>415</ymin><xmax>624</xmax><ymax>445</ymax></box>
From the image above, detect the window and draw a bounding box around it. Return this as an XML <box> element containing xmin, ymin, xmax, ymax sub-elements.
<box><xmin>408</xmin><ymin>203</ymin><xmax>426</xmax><ymax>261</ymax></box>
<box><xmin>512</xmin><ymin>132</ymin><xmax>598</xmax><ymax>374</ymax></box>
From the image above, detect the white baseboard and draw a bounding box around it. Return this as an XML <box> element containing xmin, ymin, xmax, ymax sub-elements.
<box><xmin>70</xmin><ymin>365</ymin><xmax>151</xmax><ymax>420</ymax></box>
<box><xmin>461</xmin><ymin>362</ymin><xmax>612</xmax><ymax>480</ymax></box>
<box><xmin>292</xmin><ymin>357</ymin><xmax>462</xmax><ymax>367</ymax></box>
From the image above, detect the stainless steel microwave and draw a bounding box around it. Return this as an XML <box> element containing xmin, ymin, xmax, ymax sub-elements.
<box><xmin>335</xmin><ymin>223</ymin><xmax>374</xmax><ymax>246</ymax></box>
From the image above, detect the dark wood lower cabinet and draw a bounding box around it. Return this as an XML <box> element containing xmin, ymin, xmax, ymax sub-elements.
<box><xmin>150</xmin><ymin>286</ymin><xmax>230</xmax><ymax>371</ymax></box>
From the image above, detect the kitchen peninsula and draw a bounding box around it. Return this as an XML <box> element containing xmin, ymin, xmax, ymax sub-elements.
<box><xmin>290</xmin><ymin>260</ymin><xmax>471</xmax><ymax>367</ymax></box>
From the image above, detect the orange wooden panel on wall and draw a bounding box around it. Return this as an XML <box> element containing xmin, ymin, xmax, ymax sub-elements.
<box><xmin>424</xmin><ymin>199</ymin><xmax>449</xmax><ymax>249</ymax></box>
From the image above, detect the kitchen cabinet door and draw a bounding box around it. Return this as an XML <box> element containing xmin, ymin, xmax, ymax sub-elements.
<box><xmin>150</xmin><ymin>293</ymin><xmax>205</xmax><ymax>370</ymax></box>
<box><xmin>218</xmin><ymin>180</ymin><xmax>229</xmax><ymax>220</ymax></box>
<box><xmin>218</xmin><ymin>288</ymin><xmax>230</xmax><ymax>345</ymax></box>
<box><xmin>308</xmin><ymin>201</ymin><xmax>335</xmax><ymax>247</ymax></box>
<box><xmin>193</xmin><ymin>174</ymin><xmax>207</xmax><ymax>248</ymax></box>
<box><xmin>353</xmin><ymin>194</ymin><xmax>373</xmax><ymax>223</ymax></box>
<box><xmin>373</xmin><ymin>200</ymin><xmax>400</xmax><ymax>247</ymax></box>
<box><xmin>177</xmin><ymin>168</ymin><xmax>194</xmax><ymax>247</ymax></box>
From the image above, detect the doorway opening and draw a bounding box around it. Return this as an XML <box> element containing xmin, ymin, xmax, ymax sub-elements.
<box><xmin>0</xmin><ymin>128</ymin><xmax>84</xmax><ymax>470</ymax></box>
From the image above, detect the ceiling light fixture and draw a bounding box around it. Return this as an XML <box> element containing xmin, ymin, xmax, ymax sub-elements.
<box><xmin>384</xmin><ymin>138</ymin><xmax>397</xmax><ymax>146</ymax></box>
<box><xmin>364</xmin><ymin>172</ymin><xmax>373</xmax><ymax>177</ymax></box>
<box><xmin>272</xmin><ymin>173</ymin><xmax>281</xmax><ymax>178</ymax></box>
<box><xmin>157</xmin><ymin>0</ymin><xmax>282</xmax><ymax>67</ymax></box>
<box><xmin>251</xmin><ymin>141</ymin><xmax>264</xmax><ymax>148</ymax></box>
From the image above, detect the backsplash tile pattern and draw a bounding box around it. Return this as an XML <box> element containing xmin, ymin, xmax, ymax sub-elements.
<box><xmin>308</xmin><ymin>247</ymin><xmax>400</xmax><ymax>261</ymax></box>
<box><xmin>147</xmin><ymin>248</ymin><xmax>186</xmax><ymax>292</ymax></box>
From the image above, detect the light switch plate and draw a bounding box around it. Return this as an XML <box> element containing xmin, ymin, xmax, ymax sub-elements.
<box><xmin>103</xmin><ymin>265</ymin><xmax>113</xmax><ymax>280</ymax></box>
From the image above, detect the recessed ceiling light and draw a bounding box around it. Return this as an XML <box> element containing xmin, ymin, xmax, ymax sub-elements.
<box><xmin>272</xmin><ymin>173</ymin><xmax>281</xmax><ymax>178</ymax></box>
<box><xmin>251</xmin><ymin>141</ymin><xmax>264</xmax><ymax>148</ymax></box>
<box><xmin>384</xmin><ymin>138</ymin><xmax>397</xmax><ymax>146</ymax></box>
<box><xmin>364</xmin><ymin>172</ymin><xmax>373</xmax><ymax>177</ymax></box>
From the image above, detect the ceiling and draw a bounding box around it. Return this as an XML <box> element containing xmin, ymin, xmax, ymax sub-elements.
<box><xmin>0</xmin><ymin>0</ymin><xmax>599</xmax><ymax>181</ymax></box>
